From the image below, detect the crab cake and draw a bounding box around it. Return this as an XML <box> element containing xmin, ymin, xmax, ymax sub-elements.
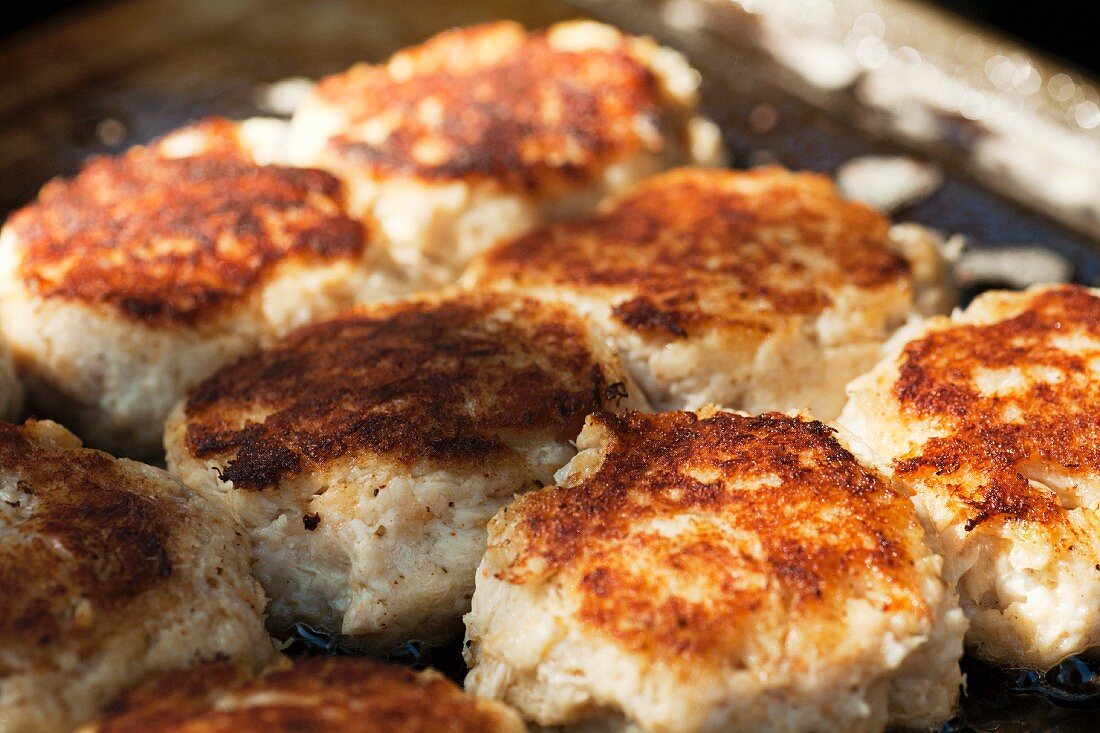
<box><xmin>465</xmin><ymin>167</ymin><xmax>952</xmax><ymax>419</ymax></box>
<box><xmin>0</xmin><ymin>419</ymin><xmax>273</xmax><ymax>733</ymax></box>
<box><xmin>840</xmin><ymin>284</ymin><xmax>1100</xmax><ymax>668</ymax></box>
<box><xmin>0</xmin><ymin>117</ymin><xmax>397</xmax><ymax>458</ymax></box>
<box><xmin>286</xmin><ymin>20</ymin><xmax>724</xmax><ymax>285</ymax></box>
<box><xmin>164</xmin><ymin>291</ymin><xmax>645</xmax><ymax>650</ymax></box>
<box><xmin>464</xmin><ymin>408</ymin><xmax>965</xmax><ymax>733</ymax></box>
<box><xmin>79</xmin><ymin>657</ymin><xmax>525</xmax><ymax>733</ymax></box>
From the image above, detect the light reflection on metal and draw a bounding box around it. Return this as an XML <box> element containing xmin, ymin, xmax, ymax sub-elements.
<box><xmin>616</xmin><ymin>0</ymin><xmax>1100</xmax><ymax>241</ymax></box>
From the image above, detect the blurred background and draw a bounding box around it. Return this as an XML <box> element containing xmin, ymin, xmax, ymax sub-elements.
<box><xmin>2</xmin><ymin>0</ymin><xmax>1100</xmax><ymax>291</ymax></box>
<box><xmin>3</xmin><ymin>1</ymin><xmax>1098</xmax><ymax>72</ymax></box>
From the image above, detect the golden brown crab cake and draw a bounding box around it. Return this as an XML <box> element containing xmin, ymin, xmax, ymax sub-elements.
<box><xmin>840</xmin><ymin>284</ymin><xmax>1100</xmax><ymax>668</ymax></box>
<box><xmin>164</xmin><ymin>290</ymin><xmax>646</xmax><ymax>651</ymax></box>
<box><xmin>286</xmin><ymin>20</ymin><xmax>724</xmax><ymax>285</ymax></box>
<box><xmin>0</xmin><ymin>419</ymin><xmax>273</xmax><ymax>733</ymax></box>
<box><xmin>79</xmin><ymin>657</ymin><xmax>525</xmax><ymax>733</ymax></box>
<box><xmin>0</xmin><ymin>117</ymin><xmax>399</xmax><ymax>458</ymax></box>
<box><xmin>465</xmin><ymin>167</ymin><xmax>953</xmax><ymax>420</ymax></box>
<box><xmin>464</xmin><ymin>408</ymin><xmax>965</xmax><ymax>733</ymax></box>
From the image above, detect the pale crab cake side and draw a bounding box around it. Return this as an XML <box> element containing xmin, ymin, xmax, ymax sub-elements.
<box><xmin>0</xmin><ymin>419</ymin><xmax>274</xmax><ymax>733</ymax></box>
<box><xmin>0</xmin><ymin>117</ymin><xmax>399</xmax><ymax>458</ymax></box>
<box><xmin>465</xmin><ymin>167</ymin><xmax>954</xmax><ymax>420</ymax></box>
<box><xmin>841</xmin><ymin>284</ymin><xmax>1100</xmax><ymax>668</ymax></box>
<box><xmin>78</xmin><ymin>657</ymin><xmax>525</xmax><ymax>733</ymax></box>
<box><xmin>464</xmin><ymin>408</ymin><xmax>965</xmax><ymax>733</ymax></box>
<box><xmin>164</xmin><ymin>291</ymin><xmax>646</xmax><ymax>651</ymax></box>
<box><xmin>287</xmin><ymin>20</ymin><xmax>724</xmax><ymax>285</ymax></box>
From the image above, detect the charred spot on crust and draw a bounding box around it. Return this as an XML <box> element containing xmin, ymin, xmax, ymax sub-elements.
<box><xmin>0</xmin><ymin>421</ymin><xmax>175</xmax><ymax>649</ymax></box>
<box><xmin>892</xmin><ymin>286</ymin><xmax>1100</xmax><ymax>531</ymax></box>
<box><xmin>7</xmin><ymin>122</ymin><xmax>366</xmax><ymax>326</ymax></box>
<box><xmin>88</xmin><ymin>658</ymin><xmax>516</xmax><ymax>733</ymax></box>
<box><xmin>612</xmin><ymin>297</ymin><xmax>689</xmax><ymax>338</ymax></box>
<box><xmin>184</xmin><ymin>293</ymin><xmax>618</xmax><ymax>488</ymax></box>
<box><xmin>314</xmin><ymin>22</ymin><xmax>664</xmax><ymax>193</ymax></box>
<box><xmin>220</xmin><ymin>434</ymin><xmax>302</xmax><ymax>491</ymax></box>
<box><xmin>474</xmin><ymin>168</ymin><xmax>909</xmax><ymax>338</ymax></box>
<box><xmin>501</xmin><ymin>409</ymin><xmax>927</xmax><ymax>665</ymax></box>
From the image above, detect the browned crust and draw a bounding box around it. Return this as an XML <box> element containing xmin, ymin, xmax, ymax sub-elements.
<box><xmin>472</xmin><ymin>167</ymin><xmax>908</xmax><ymax>338</ymax></box>
<box><xmin>501</xmin><ymin>409</ymin><xmax>928</xmax><ymax>665</ymax></box>
<box><xmin>892</xmin><ymin>285</ymin><xmax>1100</xmax><ymax>531</ymax></box>
<box><xmin>0</xmin><ymin>421</ymin><xmax>173</xmax><ymax>654</ymax></box>
<box><xmin>183</xmin><ymin>292</ymin><xmax>626</xmax><ymax>488</ymax></box>
<box><xmin>6</xmin><ymin>118</ymin><xmax>366</xmax><ymax>326</ymax></box>
<box><xmin>313</xmin><ymin>22</ymin><xmax>665</xmax><ymax>193</ymax></box>
<box><xmin>88</xmin><ymin>661</ymin><xmax>248</xmax><ymax>732</ymax></box>
<box><xmin>87</xmin><ymin>658</ymin><xmax>519</xmax><ymax>733</ymax></box>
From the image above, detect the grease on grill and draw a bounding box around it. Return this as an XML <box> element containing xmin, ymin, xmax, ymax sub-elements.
<box><xmin>955</xmin><ymin>246</ymin><xmax>1074</xmax><ymax>294</ymax></box>
<box><xmin>948</xmin><ymin>653</ymin><xmax>1100</xmax><ymax>731</ymax></box>
<box><xmin>283</xmin><ymin>623</ymin><xmax>366</xmax><ymax>657</ymax></box>
<box><xmin>835</xmin><ymin>155</ymin><xmax>943</xmax><ymax>214</ymax></box>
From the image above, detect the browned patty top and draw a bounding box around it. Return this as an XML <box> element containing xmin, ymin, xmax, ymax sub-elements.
<box><xmin>183</xmin><ymin>292</ymin><xmax>628</xmax><ymax>488</ymax></box>
<box><xmin>6</xmin><ymin>118</ymin><xmax>365</xmax><ymax>326</ymax></box>
<box><xmin>471</xmin><ymin>167</ymin><xmax>908</xmax><ymax>338</ymax></box>
<box><xmin>84</xmin><ymin>658</ymin><xmax>522</xmax><ymax>733</ymax></box>
<box><xmin>892</xmin><ymin>285</ymin><xmax>1100</xmax><ymax>532</ymax></box>
<box><xmin>497</xmin><ymin>409</ymin><xmax>929</xmax><ymax>667</ymax></box>
<box><xmin>0</xmin><ymin>421</ymin><xmax>174</xmax><ymax>660</ymax></box>
<box><xmin>312</xmin><ymin>21</ymin><xmax>666</xmax><ymax>192</ymax></box>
